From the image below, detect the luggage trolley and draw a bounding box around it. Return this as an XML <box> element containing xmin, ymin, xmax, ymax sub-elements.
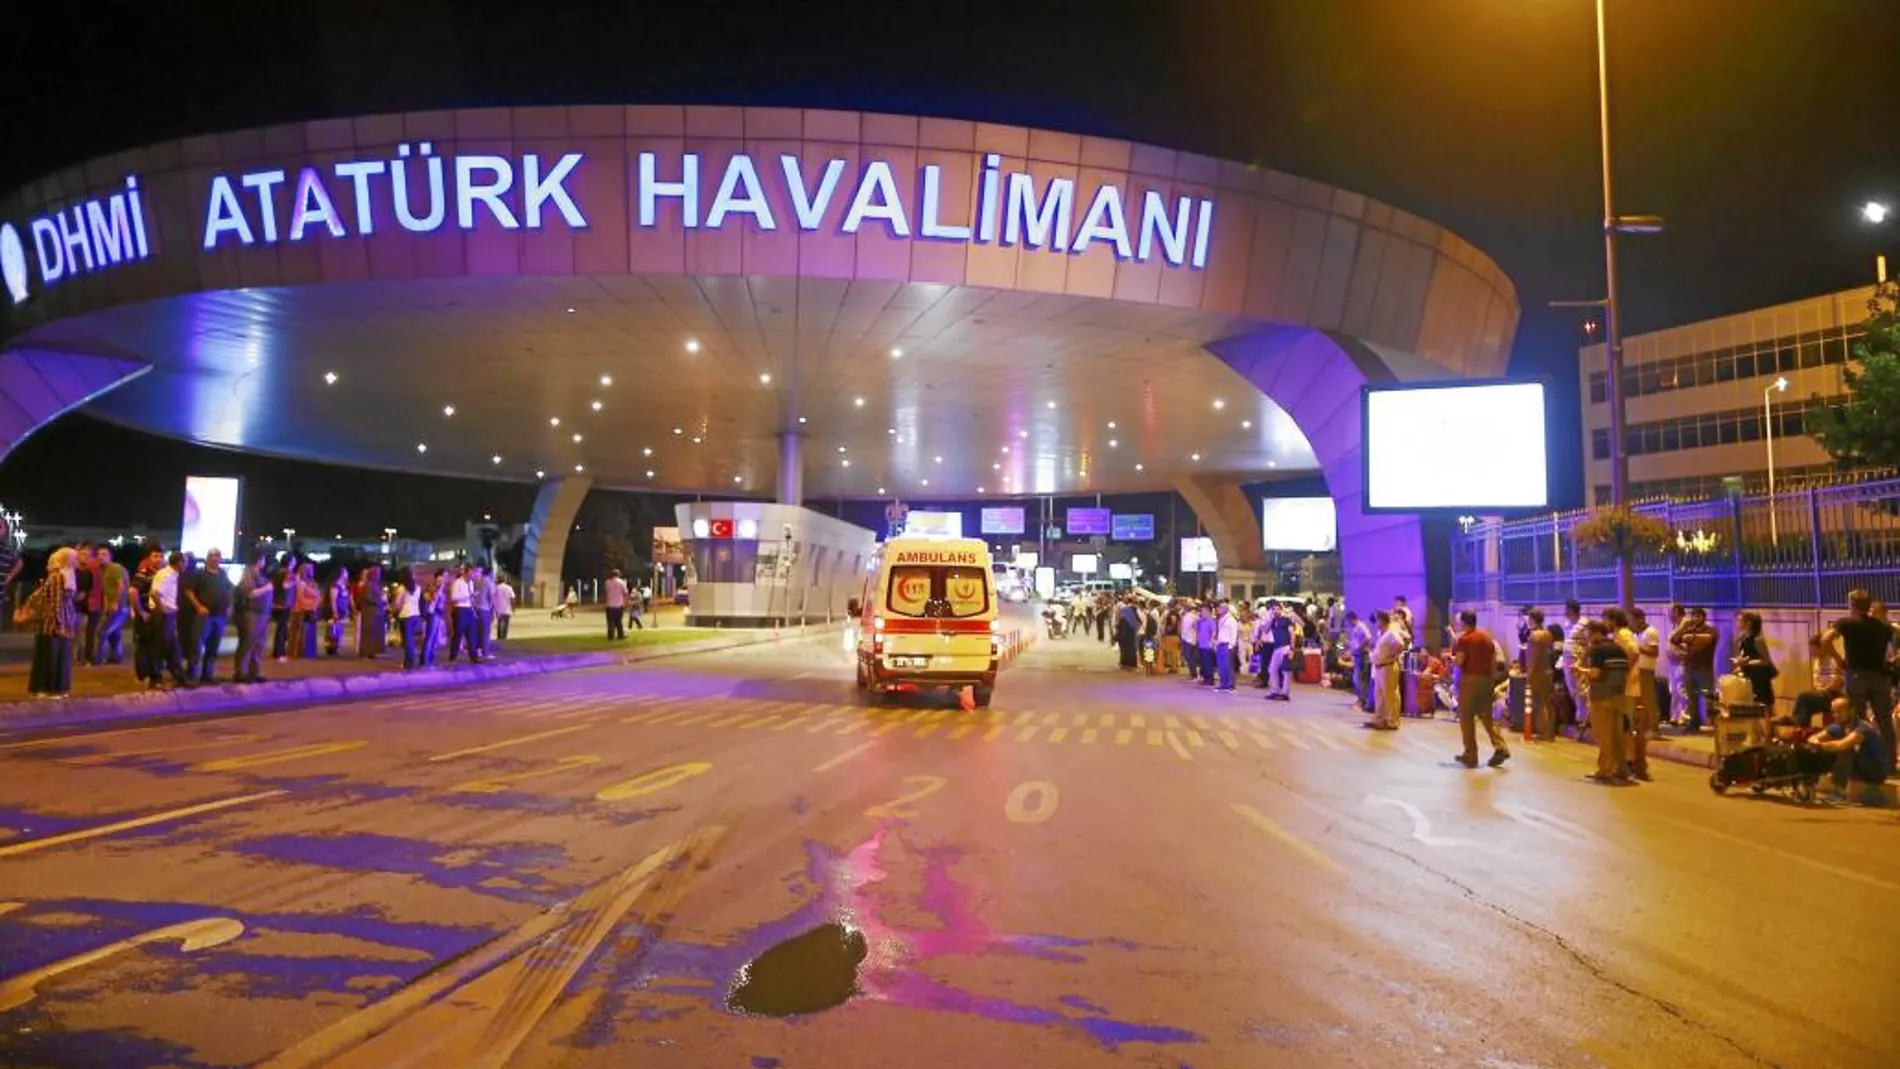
<box><xmin>1707</xmin><ymin>697</ymin><xmax>1830</xmax><ymax>803</ymax></box>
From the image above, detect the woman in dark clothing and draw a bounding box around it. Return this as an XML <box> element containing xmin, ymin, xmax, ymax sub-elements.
<box><xmin>1732</xmin><ymin>610</ymin><xmax>1778</xmax><ymax>709</ymax></box>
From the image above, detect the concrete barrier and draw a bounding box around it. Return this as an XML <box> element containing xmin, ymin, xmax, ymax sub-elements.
<box><xmin>0</xmin><ymin>623</ymin><xmax>844</xmax><ymax>738</ymax></box>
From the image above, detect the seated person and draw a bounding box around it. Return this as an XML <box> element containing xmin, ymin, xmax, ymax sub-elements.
<box><xmin>1806</xmin><ymin>697</ymin><xmax>1892</xmax><ymax>805</ymax></box>
<box><xmin>1414</xmin><ymin>649</ymin><xmax>1450</xmax><ymax>712</ymax></box>
<box><xmin>1782</xmin><ymin>685</ymin><xmax>1841</xmax><ymax>731</ymax></box>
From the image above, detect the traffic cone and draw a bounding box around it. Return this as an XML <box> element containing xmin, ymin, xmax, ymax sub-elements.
<box><xmin>959</xmin><ymin>685</ymin><xmax>975</xmax><ymax>712</ymax></box>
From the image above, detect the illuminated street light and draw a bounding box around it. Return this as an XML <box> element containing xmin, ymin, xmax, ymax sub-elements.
<box><xmin>323</xmin><ymin>371</ymin><xmax>337</xmax><ymax>385</ymax></box>
<box><xmin>1864</xmin><ymin>201</ymin><xmax>1890</xmax><ymax>225</ymax></box>
<box><xmin>685</xmin><ymin>339</ymin><xmax>701</xmax><ymax>353</ymax></box>
<box><xmin>1765</xmin><ymin>375</ymin><xmax>1790</xmax><ymax>545</ymax></box>
<box><xmin>442</xmin><ymin>405</ymin><xmax>455</xmax><ymax>417</ymax></box>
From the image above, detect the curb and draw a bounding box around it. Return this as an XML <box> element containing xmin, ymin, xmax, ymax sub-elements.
<box><xmin>0</xmin><ymin>624</ymin><xmax>843</xmax><ymax>738</ymax></box>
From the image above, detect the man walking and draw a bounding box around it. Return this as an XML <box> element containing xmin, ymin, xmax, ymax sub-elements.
<box><xmin>190</xmin><ymin>549</ymin><xmax>233</xmax><ymax>684</ymax></box>
<box><xmin>603</xmin><ymin>569</ymin><xmax>628</xmax><ymax>641</ymax></box>
<box><xmin>94</xmin><ymin>546</ymin><xmax>129</xmax><ymax>666</ymax></box>
<box><xmin>1451</xmin><ymin>611</ymin><xmax>1511</xmax><ymax>768</ymax></box>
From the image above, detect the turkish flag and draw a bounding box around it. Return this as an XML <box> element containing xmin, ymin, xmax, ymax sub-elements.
<box><xmin>709</xmin><ymin>519</ymin><xmax>734</xmax><ymax>539</ymax></box>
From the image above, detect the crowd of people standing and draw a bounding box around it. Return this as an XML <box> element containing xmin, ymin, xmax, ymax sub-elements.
<box><xmin>15</xmin><ymin>542</ymin><xmax>519</xmax><ymax>698</ymax></box>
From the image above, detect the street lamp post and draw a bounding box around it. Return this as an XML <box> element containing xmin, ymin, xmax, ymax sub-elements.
<box><xmin>1763</xmin><ymin>376</ymin><xmax>1789</xmax><ymax>546</ymax></box>
<box><xmin>1864</xmin><ymin>201</ymin><xmax>1891</xmax><ymax>283</ymax></box>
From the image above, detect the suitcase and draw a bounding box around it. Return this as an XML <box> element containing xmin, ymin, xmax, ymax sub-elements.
<box><xmin>1297</xmin><ymin>648</ymin><xmax>1323</xmax><ymax>685</ymax></box>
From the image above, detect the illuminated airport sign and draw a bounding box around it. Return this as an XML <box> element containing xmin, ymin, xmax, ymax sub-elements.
<box><xmin>1</xmin><ymin>177</ymin><xmax>154</xmax><ymax>306</ymax></box>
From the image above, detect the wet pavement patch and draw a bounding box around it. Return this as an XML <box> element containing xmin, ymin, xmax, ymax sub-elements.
<box><xmin>725</xmin><ymin>922</ymin><xmax>868</xmax><ymax>1017</ymax></box>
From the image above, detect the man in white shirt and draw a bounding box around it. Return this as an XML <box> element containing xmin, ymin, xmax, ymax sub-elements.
<box><xmin>149</xmin><ymin>551</ymin><xmax>187</xmax><ymax>688</ymax></box>
<box><xmin>1214</xmin><ymin>599</ymin><xmax>1238</xmax><ymax>692</ymax></box>
<box><xmin>492</xmin><ymin>575</ymin><xmax>516</xmax><ymax>642</ymax></box>
<box><xmin>1367</xmin><ymin>610</ymin><xmax>1406</xmax><ymax>730</ymax></box>
<box><xmin>603</xmin><ymin>570</ymin><xmax>629</xmax><ymax>641</ymax></box>
<box><xmin>1180</xmin><ymin>602</ymin><xmax>1200</xmax><ymax>683</ymax></box>
<box><xmin>1629</xmin><ymin>606</ymin><xmax>1662</xmax><ymax>778</ymax></box>
<box><xmin>447</xmin><ymin>566</ymin><xmax>482</xmax><ymax>663</ymax></box>
<box><xmin>1559</xmin><ymin>599</ymin><xmax>1588</xmax><ymax>717</ymax></box>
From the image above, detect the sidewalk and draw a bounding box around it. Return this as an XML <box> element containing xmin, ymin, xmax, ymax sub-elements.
<box><xmin>0</xmin><ymin>615</ymin><xmax>839</xmax><ymax>737</ymax></box>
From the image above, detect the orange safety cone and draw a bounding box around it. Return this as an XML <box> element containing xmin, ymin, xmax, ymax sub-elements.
<box><xmin>959</xmin><ymin>685</ymin><xmax>976</xmax><ymax>712</ymax></box>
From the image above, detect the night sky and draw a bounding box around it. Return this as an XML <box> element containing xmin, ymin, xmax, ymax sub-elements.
<box><xmin>1</xmin><ymin>0</ymin><xmax>1895</xmax><ymax>533</ymax></box>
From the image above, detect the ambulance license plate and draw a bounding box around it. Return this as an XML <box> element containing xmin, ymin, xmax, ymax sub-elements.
<box><xmin>891</xmin><ymin>655</ymin><xmax>928</xmax><ymax>668</ymax></box>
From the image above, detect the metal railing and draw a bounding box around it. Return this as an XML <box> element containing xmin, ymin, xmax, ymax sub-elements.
<box><xmin>1452</xmin><ymin>473</ymin><xmax>1900</xmax><ymax>609</ymax></box>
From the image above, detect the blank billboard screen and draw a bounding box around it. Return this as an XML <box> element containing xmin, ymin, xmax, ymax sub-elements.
<box><xmin>1066</xmin><ymin>508</ymin><xmax>1111</xmax><ymax>536</ymax></box>
<box><xmin>1365</xmin><ymin>382</ymin><xmax>1548</xmax><ymax>509</ymax></box>
<box><xmin>1262</xmin><ymin>497</ymin><xmax>1337</xmax><ymax>552</ymax></box>
<box><xmin>1179</xmin><ymin>537</ymin><xmax>1218</xmax><ymax>573</ymax></box>
<box><xmin>181</xmin><ymin>476</ymin><xmax>240</xmax><ymax>559</ymax></box>
<box><xmin>980</xmin><ymin>507</ymin><xmax>1025</xmax><ymax>535</ymax></box>
<box><xmin>905</xmin><ymin>511</ymin><xmax>963</xmax><ymax>538</ymax></box>
<box><xmin>1070</xmin><ymin>553</ymin><xmax>1099</xmax><ymax>575</ymax></box>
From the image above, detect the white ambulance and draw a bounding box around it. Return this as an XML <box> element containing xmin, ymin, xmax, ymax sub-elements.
<box><xmin>851</xmin><ymin>536</ymin><xmax>1001</xmax><ymax>706</ymax></box>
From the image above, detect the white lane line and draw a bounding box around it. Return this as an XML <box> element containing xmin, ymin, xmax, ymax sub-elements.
<box><xmin>812</xmin><ymin>742</ymin><xmax>876</xmax><ymax>773</ymax></box>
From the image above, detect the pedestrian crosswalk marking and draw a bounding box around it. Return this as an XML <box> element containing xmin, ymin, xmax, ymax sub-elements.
<box><xmin>1165</xmin><ymin>715</ymin><xmax>1182</xmax><ymax>730</ymax></box>
<box><xmin>1278</xmin><ymin>733</ymin><xmax>1310</xmax><ymax>750</ymax></box>
<box><xmin>1071</xmin><ymin>713</ymin><xmax>1087</xmax><ymax>727</ymax></box>
<box><xmin>806</xmin><ymin>718</ymin><xmax>844</xmax><ymax>733</ymax></box>
<box><xmin>1190</xmin><ymin>715</ymin><xmax>1211</xmax><ymax>730</ymax></box>
<box><xmin>913</xmin><ymin>722</ymin><xmax>944</xmax><ymax>739</ymax></box>
<box><xmin>1013</xmin><ymin>712</ymin><xmax>1036</xmax><ymax>726</ymax></box>
<box><xmin>1185</xmin><ymin>730</ymin><xmax>1205</xmax><ymax>748</ymax></box>
<box><xmin>775</xmin><ymin>717</ymin><xmax>812</xmax><ymax>732</ymax></box>
<box><xmin>1217</xmin><ymin>730</ymin><xmax>1240</xmax><ymax>753</ymax></box>
<box><xmin>1016</xmin><ymin>726</ymin><xmax>1040</xmax><ymax>743</ymax></box>
<box><xmin>1250</xmin><ymin>732</ymin><xmax>1276</xmax><ymax>750</ymax></box>
<box><xmin>1308</xmin><ymin>732</ymin><xmax>1345</xmax><ymax>751</ymax></box>
<box><xmin>1146</xmin><ymin>730</ymin><xmax>1163</xmax><ymax>747</ymax></box>
<box><xmin>736</xmin><ymin>715</ymin><xmax>780</xmax><ymax>730</ymax></box>
<box><xmin>1048</xmin><ymin>727</ymin><xmax>1069</xmax><ymax>743</ymax></box>
<box><xmin>983</xmin><ymin>725</ymin><xmax>1006</xmax><ymax>742</ymax></box>
<box><xmin>1081</xmin><ymin>728</ymin><xmax>1098</xmax><ymax>744</ymax></box>
<box><xmin>1041</xmin><ymin>712</ymin><xmax>1062</xmax><ymax>726</ymax></box>
<box><xmin>948</xmin><ymin>724</ymin><xmax>975</xmax><ymax>741</ymax></box>
<box><xmin>1115</xmin><ymin>728</ymin><xmax>1134</xmax><ymax>745</ymax></box>
<box><xmin>1098</xmin><ymin>714</ymin><xmax>1114</xmax><ymax>728</ymax></box>
<box><xmin>1131</xmin><ymin>714</ymin><xmax>1147</xmax><ymax>729</ymax></box>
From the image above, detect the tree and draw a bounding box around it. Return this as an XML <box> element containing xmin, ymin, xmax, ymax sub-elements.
<box><xmin>1812</xmin><ymin>283</ymin><xmax>1900</xmax><ymax>467</ymax></box>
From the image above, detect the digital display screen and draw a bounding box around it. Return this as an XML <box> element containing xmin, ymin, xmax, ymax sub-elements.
<box><xmin>1070</xmin><ymin>553</ymin><xmax>1099</xmax><ymax>575</ymax></box>
<box><xmin>180</xmin><ymin>476</ymin><xmax>240</xmax><ymax>560</ymax></box>
<box><xmin>1364</xmin><ymin>382</ymin><xmax>1548</xmax><ymax>509</ymax></box>
<box><xmin>980</xmin><ymin>507</ymin><xmax>1025</xmax><ymax>535</ymax></box>
<box><xmin>1066</xmin><ymin>508</ymin><xmax>1111</xmax><ymax>536</ymax></box>
<box><xmin>1180</xmin><ymin>537</ymin><xmax>1218</xmax><ymax>573</ymax></box>
<box><xmin>1108</xmin><ymin>562</ymin><xmax>1133</xmax><ymax>580</ymax></box>
<box><xmin>1262</xmin><ymin>497</ymin><xmax>1338</xmax><ymax>552</ymax></box>
<box><xmin>1111</xmin><ymin>513</ymin><xmax>1154</xmax><ymax>540</ymax></box>
<box><xmin>905</xmin><ymin>511</ymin><xmax>964</xmax><ymax>538</ymax></box>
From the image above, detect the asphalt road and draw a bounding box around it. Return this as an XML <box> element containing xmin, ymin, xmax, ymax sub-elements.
<box><xmin>0</xmin><ymin>626</ymin><xmax>1894</xmax><ymax>1069</ymax></box>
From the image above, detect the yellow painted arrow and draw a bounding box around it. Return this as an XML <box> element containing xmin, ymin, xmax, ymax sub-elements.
<box><xmin>0</xmin><ymin>916</ymin><xmax>244</xmax><ymax>1012</ymax></box>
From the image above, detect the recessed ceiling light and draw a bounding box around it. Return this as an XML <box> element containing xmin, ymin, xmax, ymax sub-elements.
<box><xmin>641</xmin><ymin>447</ymin><xmax>653</xmax><ymax>457</ymax></box>
<box><xmin>921</xmin><ymin>478</ymin><xmax>930</xmax><ymax>486</ymax></box>
<box><xmin>1107</xmin><ymin>421</ymin><xmax>1116</xmax><ymax>429</ymax></box>
<box><xmin>685</xmin><ymin>339</ymin><xmax>701</xmax><ymax>353</ymax></box>
<box><xmin>672</xmin><ymin>427</ymin><xmax>683</xmax><ymax>435</ymax></box>
<box><xmin>1242</xmin><ymin>419</ymin><xmax>1252</xmax><ymax>429</ymax></box>
<box><xmin>1109</xmin><ymin>439</ymin><xmax>1118</xmax><ymax>448</ymax></box>
<box><xmin>323</xmin><ymin>371</ymin><xmax>337</xmax><ymax>385</ymax></box>
<box><xmin>732</xmin><ymin>475</ymin><xmax>743</xmax><ymax>484</ymax></box>
<box><xmin>977</xmin><ymin>487</ymin><xmax>985</xmax><ymax>494</ymax></box>
<box><xmin>1213</xmin><ymin>399</ymin><xmax>1226</xmax><ymax>410</ymax></box>
<box><xmin>416</xmin><ymin>443</ymin><xmax>428</xmax><ymax>453</ymax></box>
<box><xmin>1190</xmin><ymin>453</ymin><xmax>1201</xmax><ymax>461</ymax></box>
<box><xmin>575</xmin><ymin>464</ymin><xmax>585</xmax><ymax>472</ymax></box>
<box><xmin>442</xmin><ymin>405</ymin><xmax>456</xmax><ymax>417</ymax></box>
<box><xmin>599</xmin><ymin>374</ymin><xmax>613</xmax><ymax>386</ymax></box>
<box><xmin>992</xmin><ymin>463</ymin><xmax>1001</xmax><ymax>470</ymax></box>
<box><xmin>550</xmin><ymin>417</ymin><xmax>561</xmax><ymax>427</ymax></box>
<box><xmin>877</xmin><ymin>486</ymin><xmax>887</xmax><ymax>495</ymax></box>
<box><xmin>1135</xmin><ymin>463</ymin><xmax>1145</xmax><ymax>472</ymax></box>
<box><xmin>572</xmin><ymin>433</ymin><xmax>583</xmax><ymax>443</ymax></box>
<box><xmin>889</xmin><ymin>347</ymin><xmax>903</xmax><ymax>359</ymax></box>
<box><xmin>933</xmin><ymin>455</ymin><xmax>943</xmax><ymax>464</ymax></box>
<box><xmin>535</xmin><ymin>469</ymin><xmax>545</xmax><ymax>478</ymax></box>
<box><xmin>798</xmin><ymin>416</ymin><xmax>808</xmax><ymax>424</ymax></box>
<box><xmin>1045</xmin><ymin>400</ymin><xmax>1056</xmax><ymax>409</ymax></box>
<box><xmin>887</xmin><ymin>427</ymin><xmax>896</xmax><ymax>435</ymax></box>
<box><xmin>491</xmin><ymin>455</ymin><xmax>502</xmax><ymax>464</ymax></box>
<box><xmin>590</xmin><ymin>400</ymin><xmax>603</xmax><ymax>412</ymax></box>
<box><xmin>566</xmin><ymin>306</ymin><xmax>576</xmax><ymax>313</ymax></box>
<box><xmin>646</xmin><ymin>469</ymin><xmax>656</xmax><ymax>477</ymax></box>
<box><xmin>1267</xmin><ymin>460</ymin><xmax>1278</xmax><ymax>468</ymax></box>
<box><xmin>692</xmin><ymin>436</ymin><xmax>702</xmax><ymax>444</ymax></box>
<box><xmin>842</xmin><ymin>459</ymin><xmax>852</xmax><ymax>468</ymax></box>
<box><xmin>1018</xmin><ymin>430</ymin><xmax>1028</xmax><ymax>439</ymax></box>
<box><xmin>853</xmin><ymin>396</ymin><xmax>865</xmax><ymax>407</ymax></box>
<box><xmin>759</xmin><ymin>372</ymin><xmax>772</xmax><ymax>385</ymax></box>
<box><xmin>1001</xmin><ymin>445</ymin><xmax>1010</xmax><ymax>454</ymax></box>
<box><xmin>837</xmin><ymin>445</ymin><xmax>848</xmax><ymax>453</ymax></box>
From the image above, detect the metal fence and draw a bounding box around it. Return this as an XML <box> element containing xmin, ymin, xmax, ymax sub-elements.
<box><xmin>1451</xmin><ymin>473</ymin><xmax>1900</xmax><ymax>610</ymax></box>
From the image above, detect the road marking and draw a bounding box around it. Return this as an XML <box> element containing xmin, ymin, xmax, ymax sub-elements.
<box><xmin>1115</xmin><ymin>729</ymin><xmax>1134</xmax><ymax>745</ymax></box>
<box><xmin>736</xmin><ymin>715</ymin><xmax>780</xmax><ymax>730</ymax></box>
<box><xmin>1217</xmin><ymin>730</ymin><xmax>1240</xmax><ymax>753</ymax></box>
<box><xmin>865</xmin><ymin>775</ymin><xmax>947</xmax><ymax>819</ymax></box>
<box><xmin>872</xmin><ymin>721</ymin><xmax>906</xmax><ymax>736</ymax></box>
<box><xmin>1131</xmin><ymin>714</ymin><xmax>1147</xmax><ymax>729</ymax></box>
<box><xmin>1098</xmin><ymin>713</ymin><xmax>1114</xmax><ymax>728</ymax></box>
<box><xmin>806</xmin><ymin>718</ymin><xmax>844</xmax><ymax>733</ymax></box>
<box><xmin>1071</xmin><ymin>713</ymin><xmax>1088</xmax><ymax>727</ymax></box>
<box><xmin>595</xmin><ymin>762</ymin><xmax>713</xmax><ymax>802</ymax></box>
<box><xmin>947</xmin><ymin>724</ymin><xmax>975</xmax><ymax>741</ymax></box>
<box><xmin>1015</xmin><ymin>726</ymin><xmax>1040</xmax><ymax>743</ymax></box>
<box><xmin>1146</xmin><ymin>730</ymin><xmax>1164</xmax><ymax>747</ymax></box>
<box><xmin>1365</xmin><ymin>794</ymin><xmax>1473</xmax><ymax>847</ymax></box>
<box><xmin>1081</xmin><ymin>728</ymin><xmax>1099</xmax><ymax>744</ymax></box>
<box><xmin>644</xmin><ymin>709</ymin><xmax>691</xmax><ymax>725</ymax></box>
<box><xmin>774</xmin><ymin>717</ymin><xmax>813</xmax><ymax>732</ymax></box>
<box><xmin>1308</xmin><ymin>732</ymin><xmax>1345</xmax><ymax>751</ymax></box>
<box><xmin>813</xmin><ymin>742</ymin><xmax>876</xmax><ymax>773</ymax></box>
<box><xmin>1041</xmin><ymin>712</ymin><xmax>1062</xmax><ymax>726</ymax></box>
<box><xmin>194</xmin><ymin>741</ymin><xmax>366</xmax><ymax>773</ymax></box>
<box><xmin>1250</xmin><ymin>732</ymin><xmax>1276</xmax><ymax>750</ymax></box>
<box><xmin>0</xmin><ymin>902</ymin><xmax>20</xmax><ymax>917</ymax></box>
<box><xmin>1277</xmin><ymin>733</ymin><xmax>1310</xmax><ymax>750</ymax></box>
<box><xmin>1165</xmin><ymin>731</ymin><xmax>1195</xmax><ymax>762</ymax></box>
<box><xmin>983</xmin><ymin>725</ymin><xmax>1007</xmax><ymax>742</ymax></box>
<box><xmin>1048</xmin><ymin>727</ymin><xmax>1069</xmax><ymax>743</ymax></box>
<box><xmin>449</xmin><ymin>756</ymin><xmax>602</xmax><ymax>795</ymax></box>
<box><xmin>703</xmin><ymin>713</ymin><xmax>750</xmax><ymax>728</ymax></box>
<box><xmin>0</xmin><ymin>917</ymin><xmax>246</xmax><ymax>1012</ymax></box>
<box><xmin>619</xmin><ymin>709</ymin><xmax>665</xmax><ymax>725</ymax></box>
<box><xmin>672</xmin><ymin>711</ymin><xmax>719</xmax><ymax>727</ymax></box>
<box><xmin>1003</xmin><ymin>781</ymin><xmax>1060</xmax><ymax>825</ymax></box>
<box><xmin>431</xmin><ymin>725</ymin><xmax>593</xmax><ymax>762</ymax></box>
<box><xmin>914</xmin><ymin>723</ymin><xmax>944</xmax><ymax>740</ymax></box>
<box><xmin>1650</xmin><ymin>815</ymin><xmax>1900</xmax><ymax>893</ymax></box>
<box><xmin>1185</xmin><ymin>730</ymin><xmax>1205</xmax><ymax>748</ymax></box>
<box><xmin>0</xmin><ymin>723</ymin><xmax>217</xmax><ymax>752</ymax></box>
<box><xmin>58</xmin><ymin>733</ymin><xmax>269</xmax><ymax>766</ymax></box>
<box><xmin>1190</xmin><ymin>715</ymin><xmax>1211</xmax><ymax>730</ymax></box>
<box><xmin>838</xmin><ymin>720</ymin><xmax>872</xmax><ymax>735</ymax></box>
<box><xmin>1230</xmin><ymin>803</ymin><xmax>1340</xmax><ymax>873</ymax></box>
<box><xmin>1496</xmin><ymin>802</ymin><xmax>1597</xmax><ymax>846</ymax></box>
<box><xmin>0</xmin><ymin>791</ymin><xmax>287</xmax><ymax>859</ymax></box>
<box><xmin>1013</xmin><ymin>712</ymin><xmax>1035</xmax><ymax>725</ymax></box>
<box><xmin>1165</xmin><ymin>715</ymin><xmax>1182</xmax><ymax>730</ymax></box>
